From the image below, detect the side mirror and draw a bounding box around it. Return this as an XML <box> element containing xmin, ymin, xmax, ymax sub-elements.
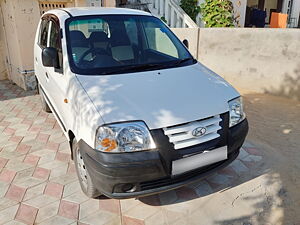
<box><xmin>42</xmin><ymin>47</ymin><xmax>59</xmax><ymax>68</ymax></box>
<box><xmin>183</xmin><ymin>39</ymin><xmax>189</xmax><ymax>49</ymax></box>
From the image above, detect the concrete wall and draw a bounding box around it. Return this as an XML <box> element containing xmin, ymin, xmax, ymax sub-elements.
<box><xmin>172</xmin><ymin>28</ymin><xmax>199</xmax><ymax>58</ymax></box>
<box><xmin>172</xmin><ymin>28</ymin><xmax>300</xmax><ymax>100</ymax></box>
<box><xmin>0</xmin><ymin>6</ymin><xmax>7</xmax><ymax>80</ymax></box>
<box><xmin>0</xmin><ymin>0</ymin><xmax>40</xmax><ymax>90</ymax></box>
<box><xmin>102</xmin><ymin>0</ymin><xmax>116</xmax><ymax>7</ymax></box>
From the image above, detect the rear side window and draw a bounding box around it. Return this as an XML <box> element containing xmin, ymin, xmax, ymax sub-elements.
<box><xmin>39</xmin><ymin>19</ymin><xmax>49</xmax><ymax>48</ymax></box>
<box><xmin>69</xmin><ymin>18</ymin><xmax>110</xmax><ymax>38</ymax></box>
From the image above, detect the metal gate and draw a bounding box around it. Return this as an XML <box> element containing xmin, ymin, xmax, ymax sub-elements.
<box><xmin>38</xmin><ymin>1</ymin><xmax>67</xmax><ymax>15</ymax></box>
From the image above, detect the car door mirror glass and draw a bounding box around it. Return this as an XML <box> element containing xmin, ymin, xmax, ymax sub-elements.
<box><xmin>42</xmin><ymin>47</ymin><xmax>59</xmax><ymax>68</ymax></box>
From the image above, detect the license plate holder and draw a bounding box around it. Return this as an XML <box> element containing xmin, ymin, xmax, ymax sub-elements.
<box><xmin>172</xmin><ymin>146</ymin><xmax>228</xmax><ymax>176</ymax></box>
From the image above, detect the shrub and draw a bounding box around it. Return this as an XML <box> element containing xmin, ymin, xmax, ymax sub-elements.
<box><xmin>161</xmin><ymin>16</ymin><xmax>167</xmax><ymax>23</ymax></box>
<box><xmin>200</xmin><ymin>0</ymin><xmax>234</xmax><ymax>27</ymax></box>
<box><xmin>180</xmin><ymin>0</ymin><xmax>200</xmax><ymax>22</ymax></box>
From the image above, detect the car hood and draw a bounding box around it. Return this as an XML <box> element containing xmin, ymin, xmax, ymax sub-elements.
<box><xmin>76</xmin><ymin>63</ymin><xmax>239</xmax><ymax>129</ymax></box>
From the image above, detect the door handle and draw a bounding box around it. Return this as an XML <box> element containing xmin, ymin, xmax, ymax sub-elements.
<box><xmin>45</xmin><ymin>72</ymin><xmax>49</xmax><ymax>79</ymax></box>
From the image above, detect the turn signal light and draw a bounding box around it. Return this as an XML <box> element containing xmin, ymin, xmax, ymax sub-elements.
<box><xmin>100</xmin><ymin>138</ymin><xmax>117</xmax><ymax>152</ymax></box>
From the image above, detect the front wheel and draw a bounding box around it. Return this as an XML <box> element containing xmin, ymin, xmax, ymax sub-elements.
<box><xmin>72</xmin><ymin>138</ymin><xmax>101</xmax><ymax>198</ymax></box>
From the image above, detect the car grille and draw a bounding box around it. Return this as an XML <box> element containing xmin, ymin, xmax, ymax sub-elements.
<box><xmin>163</xmin><ymin>115</ymin><xmax>222</xmax><ymax>150</ymax></box>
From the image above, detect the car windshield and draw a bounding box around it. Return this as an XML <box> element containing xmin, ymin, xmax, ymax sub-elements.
<box><xmin>66</xmin><ymin>15</ymin><xmax>195</xmax><ymax>75</ymax></box>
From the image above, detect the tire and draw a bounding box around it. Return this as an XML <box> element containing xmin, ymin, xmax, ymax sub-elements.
<box><xmin>72</xmin><ymin>138</ymin><xmax>101</xmax><ymax>198</ymax></box>
<box><xmin>38</xmin><ymin>84</ymin><xmax>51</xmax><ymax>113</ymax></box>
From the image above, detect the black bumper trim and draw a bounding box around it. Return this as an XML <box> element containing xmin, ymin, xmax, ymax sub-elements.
<box><xmin>78</xmin><ymin>118</ymin><xmax>248</xmax><ymax>199</ymax></box>
<box><xmin>104</xmin><ymin>148</ymin><xmax>239</xmax><ymax>199</ymax></box>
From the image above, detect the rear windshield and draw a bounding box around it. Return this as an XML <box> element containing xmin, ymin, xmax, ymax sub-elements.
<box><xmin>65</xmin><ymin>15</ymin><xmax>195</xmax><ymax>75</ymax></box>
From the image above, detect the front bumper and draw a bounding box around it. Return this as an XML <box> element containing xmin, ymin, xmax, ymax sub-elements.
<box><xmin>79</xmin><ymin>118</ymin><xmax>248</xmax><ymax>199</ymax></box>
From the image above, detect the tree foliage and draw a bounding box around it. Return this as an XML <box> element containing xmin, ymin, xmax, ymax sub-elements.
<box><xmin>180</xmin><ymin>0</ymin><xmax>200</xmax><ymax>22</ymax></box>
<box><xmin>161</xmin><ymin>16</ymin><xmax>167</xmax><ymax>23</ymax></box>
<box><xmin>200</xmin><ymin>0</ymin><xmax>234</xmax><ymax>27</ymax></box>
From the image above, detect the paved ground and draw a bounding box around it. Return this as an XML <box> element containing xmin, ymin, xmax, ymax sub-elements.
<box><xmin>243</xmin><ymin>93</ymin><xmax>300</xmax><ymax>225</ymax></box>
<box><xmin>0</xmin><ymin>80</ymin><xmax>282</xmax><ymax>225</ymax></box>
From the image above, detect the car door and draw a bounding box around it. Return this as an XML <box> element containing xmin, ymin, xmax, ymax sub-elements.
<box><xmin>35</xmin><ymin>17</ymin><xmax>50</xmax><ymax>93</ymax></box>
<box><xmin>43</xmin><ymin>16</ymin><xmax>70</xmax><ymax>133</ymax></box>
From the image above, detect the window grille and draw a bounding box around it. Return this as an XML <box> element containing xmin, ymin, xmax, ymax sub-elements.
<box><xmin>39</xmin><ymin>1</ymin><xmax>67</xmax><ymax>15</ymax></box>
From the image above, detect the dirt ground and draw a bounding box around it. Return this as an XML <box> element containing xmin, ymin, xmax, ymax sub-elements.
<box><xmin>244</xmin><ymin>93</ymin><xmax>300</xmax><ymax>224</ymax></box>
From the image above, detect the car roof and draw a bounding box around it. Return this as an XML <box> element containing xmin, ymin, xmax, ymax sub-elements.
<box><xmin>49</xmin><ymin>7</ymin><xmax>152</xmax><ymax>17</ymax></box>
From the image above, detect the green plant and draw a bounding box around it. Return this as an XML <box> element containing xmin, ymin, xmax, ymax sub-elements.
<box><xmin>160</xmin><ymin>16</ymin><xmax>167</xmax><ymax>23</ymax></box>
<box><xmin>200</xmin><ymin>0</ymin><xmax>234</xmax><ymax>27</ymax></box>
<box><xmin>180</xmin><ymin>0</ymin><xmax>200</xmax><ymax>22</ymax></box>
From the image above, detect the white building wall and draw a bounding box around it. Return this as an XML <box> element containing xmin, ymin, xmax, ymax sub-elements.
<box><xmin>232</xmin><ymin>0</ymin><xmax>247</xmax><ymax>27</ymax></box>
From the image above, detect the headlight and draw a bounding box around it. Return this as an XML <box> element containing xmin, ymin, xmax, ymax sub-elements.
<box><xmin>228</xmin><ymin>97</ymin><xmax>246</xmax><ymax>127</ymax></box>
<box><xmin>95</xmin><ymin>121</ymin><xmax>156</xmax><ymax>153</ymax></box>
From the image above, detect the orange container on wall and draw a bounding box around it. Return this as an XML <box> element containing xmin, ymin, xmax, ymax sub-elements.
<box><xmin>270</xmin><ymin>12</ymin><xmax>288</xmax><ymax>28</ymax></box>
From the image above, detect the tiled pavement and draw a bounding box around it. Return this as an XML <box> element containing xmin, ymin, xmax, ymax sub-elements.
<box><xmin>0</xmin><ymin>80</ymin><xmax>267</xmax><ymax>225</ymax></box>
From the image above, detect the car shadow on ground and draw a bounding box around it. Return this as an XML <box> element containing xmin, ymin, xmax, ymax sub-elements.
<box><xmin>137</xmin><ymin>144</ymin><xmax>288</xmax><ymax>224</ymax></box>
<box><xmin>138</xmin><ymin>143</ymin><xmax>267</xmax><ymax>207</ymax></box>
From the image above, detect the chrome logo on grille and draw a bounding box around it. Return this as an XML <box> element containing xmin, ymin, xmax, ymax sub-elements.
<box><xmin>192</xmin><ymin>127</ymin><xmax>207</xmax><ymax>137</ymax></box>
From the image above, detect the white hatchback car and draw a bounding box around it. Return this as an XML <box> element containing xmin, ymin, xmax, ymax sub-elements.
<box><xmin>34</xmin><ymin>7</ymin><xmax>248</xmax><ymax>199</ymax></box>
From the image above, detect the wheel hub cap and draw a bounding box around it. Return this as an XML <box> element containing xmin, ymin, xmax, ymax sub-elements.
<box><xmin>76</xmin><ymin>149</ymin><xmax>88</xmax><ymax>189</ymax></box>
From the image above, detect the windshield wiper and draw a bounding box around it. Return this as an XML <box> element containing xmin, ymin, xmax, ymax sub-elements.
<box><xmin>100</xmin><ymin>58</ymin><xmax>195</xmax><ymax>75</ymax></box>
<box><xmin>172</xmin><ymin>57</ymin><xmax>195</xmax><ymax>66</ymax></box>
<box><xmin>103</xmin><ymin>63</ymin><xmax>168</xmax><ymax>75</ymax></box>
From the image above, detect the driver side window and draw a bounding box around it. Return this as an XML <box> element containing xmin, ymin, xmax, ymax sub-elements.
<box><xmin>49</xmin><ymin>21</ymin><xmax>63</xmax><ymax>71</ymax></box>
